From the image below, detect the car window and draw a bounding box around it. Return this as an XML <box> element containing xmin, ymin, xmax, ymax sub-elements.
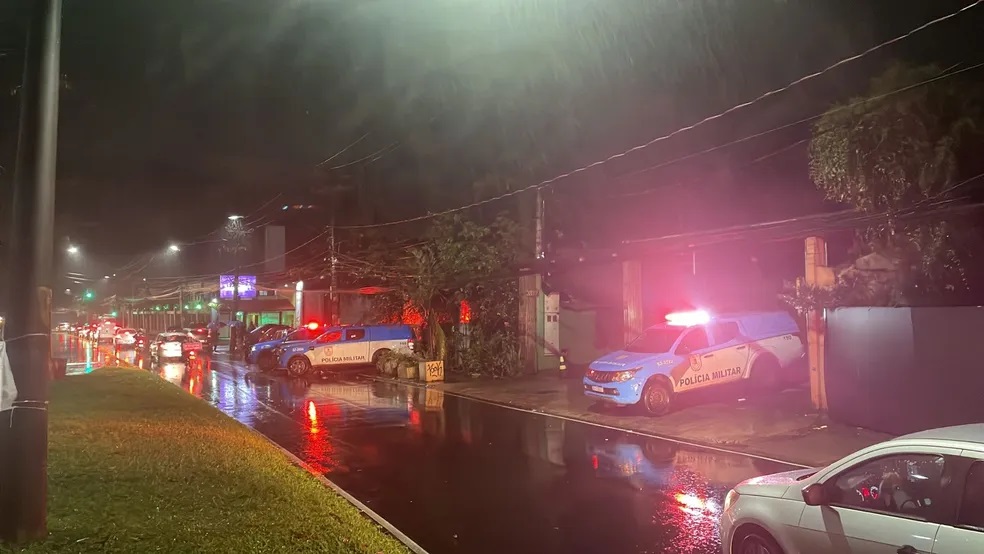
<box><xmin>624</xmin><ymin>328</ymin><xmax>681</xmax><ymax>353</ymax></box>
<box><xmin>709</xmin><ymin>322</ymin><xmax>741</xmax><ymax>345</ymax></box>
<box><xmin>345</xmin><ymin>329</ymin><xmax>366</xmax><ymax>341</ymax></box>
<box><xmin>318</xmin><ymin>331</ymin><xmax>342</xmax><ymax>343</ymax></box>
<box><xmin>957</xmin><ymin>462</ymin><xmax>984</xmax><ymax>530</ymax></box>
<box><xmin>675</xmin><ymin>327</ymin><xmax>708</xmax><ymax>354</ymax></box>
<box><xmin>829</xmin><ymin>454</ymin><xmax>948</xmax><ymax>520</ymax></box>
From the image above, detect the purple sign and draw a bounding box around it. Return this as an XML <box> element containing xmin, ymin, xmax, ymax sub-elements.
<box><xmin>219</xmin><ymin>275</ymin><xmax>257</xmax><ymax>300</ymax></box>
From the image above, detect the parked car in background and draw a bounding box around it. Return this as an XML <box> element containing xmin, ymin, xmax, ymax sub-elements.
<box><xmin>94</xmin><ymin>318</ymin><xmax>119</xmax><ymax>343</ymax></box>
<box><xmin>247</xmin><ymin>323</ymin><xmax>324</xmax><ymax>372</ymax></box>
<box><xmin>184</xmin><ymin>324</ymin><xmax>212</xmax><ymax>352</ymax></box>
<box><xmin>81</xmin><ymin>323</ymin><xmax>98</xmax><ymax>340</ymax></box>
<box><xmin>276</xmin><ymin>324</ymin><xmax>415</xmax><ymax>377</ymax></box>
<box><xmin>113</xmin><ymin>328</ymin><xmax>138</xmax><ymax>350</ymax></box>
<box><xmin>720</xmin><ymin>424</ymin><xmax>984</xmax><ymax>554</ymax></box>
<box><xmin>583</xmin><ymin>310</ymin><xmax>805</xmax><ymax>416</ymax></box>
<box><xmin>244</xmin><ymin>323</ymin><xmax>292</xmax><ymax>357</ymax></box>
<box><xmin>150</xmin><ymin>332</ymin><xmax>202</xmax><ymax>362</ymax></box>
<box><xmin>54</xmin><ymin>322</ymin><xmax>71</xmax><ymax>332</ymax></box>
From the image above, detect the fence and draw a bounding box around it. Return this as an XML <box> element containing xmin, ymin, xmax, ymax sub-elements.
<box><xmin>825</xmin><ymin>306</ymin><xmax>984</xmax><ymax>435</ymax></box>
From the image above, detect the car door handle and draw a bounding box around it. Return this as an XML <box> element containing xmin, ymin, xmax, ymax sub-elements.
<box><xmin>897</xmin><ymin>546</ymin><xmax>917</xmax><ymax>554</ymax></box>
<box><xmin>703</xmin><ymin>354</ymin><xmax>714</xmax><ymax>358</ymax></box>
<box><xmin>735</xmin><ymin>345</ymin><xmax>746</xmax><ymax>350</ymax></box>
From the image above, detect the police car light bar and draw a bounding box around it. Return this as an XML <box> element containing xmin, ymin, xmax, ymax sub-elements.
<box><xmin>665</xmin><ymin>310</ymin><xmax>711</xmax><ymax>327</ymax></box>
<box><xmin>305</xmin><ymin>321</ymin><xmax>321</xmax><ymax>331</ymax></box>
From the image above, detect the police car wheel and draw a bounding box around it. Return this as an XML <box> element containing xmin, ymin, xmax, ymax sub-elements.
<box><xmin>751</xmin><ymin>357</ymin><xmax>779</xmax><ymax>392</ymax></box>
<box><xmin>286</xmin><ymin>356</ymin><xmax>311</xmax><ymax>377</ymax></box>
<box><xmin>642</xmin><ymin>379</ymin><xmax>673</xmax><ymax>416</ymax></box>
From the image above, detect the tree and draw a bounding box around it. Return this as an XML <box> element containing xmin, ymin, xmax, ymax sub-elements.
<box><xmin>358</xmin><ymin>214</ymin><xmax>522</xmax><ymax>376</ymax></box>
<box><xmin>803</xmin><ymin>62</ymin><xmax>983</xmax><ymax>306</ymax></box>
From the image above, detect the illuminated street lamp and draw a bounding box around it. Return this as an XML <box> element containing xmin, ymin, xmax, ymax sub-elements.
<box><xmin>227</xmin><ymin>214</ymin><xmax>243</xmax><ymax>221</ymax></box>
<box><xmin>168</xmin><ymin>243</ymin><xmax>180</xmax><ymax>253</ymax></box>
<box><xmin>66</xmin><ymin>245</ymin><xmax>79</xmax><ymax>254</ymax></box>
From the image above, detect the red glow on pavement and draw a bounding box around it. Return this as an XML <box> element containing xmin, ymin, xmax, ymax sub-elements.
<box><xmin>592</xmin><ymin>454</ymin><xmax>599</xmax><ymax>470</ymax></box>
<box><xmin>307</xmin><ymin>401</ymin><xmax>319</xmax><ymax>433</ymax></box>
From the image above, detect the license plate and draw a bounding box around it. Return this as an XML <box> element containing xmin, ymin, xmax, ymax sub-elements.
<box><xmin>590</xmin><ymin>386</ymin><xmax>604</xmax><ymax>393</ymax></box>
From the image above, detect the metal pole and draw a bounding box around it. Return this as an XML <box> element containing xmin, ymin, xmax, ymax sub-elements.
<box><xmin>1</xmin><ymin>0</ymin><xmax>61</xmax><ymax>543</ymax></box>
<box><xmin>177</xmin><ymin>285</ymin><xmax>184</xmax><ymax>328</ymax></box>
<box><xmin>329</xmin><ymin>220</ymin><xmax>338</xmax><ymax>326</ymax></box>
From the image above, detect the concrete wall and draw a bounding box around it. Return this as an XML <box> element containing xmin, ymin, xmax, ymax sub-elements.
<box><xmin>559</xmin><ymin>306</ymin><xmax>607</xmax><ymax>367</ymax></box>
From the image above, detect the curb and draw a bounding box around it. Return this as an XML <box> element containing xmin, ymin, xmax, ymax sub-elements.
<box><xmin>241</xmin><ymin>424</ymin><xmax>429</xmax><ymax>554</ymax></box>
<box><xmin>108</xmin><ymin>352</ymin><xmax>428</xmax><ymax>554</ymax></box>
<box><xmin>370</xmin><ymin>374</ymin><xmax>815</xmax><ymax>469</ymax></box>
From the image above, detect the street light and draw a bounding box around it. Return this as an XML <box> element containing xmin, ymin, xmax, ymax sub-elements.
<box><xmin>168</xmin><ymin>243</ymin><xmax>180</xmax><ymax>253</ymax></box>
<box><xmin>227</xmin><ymin>214</ymin><xmax>243</xmax><ymax>221</ymax></box>
<box><xmin>66</xmin><ymin>245</ymin><xmax>78</xmax><ymax>254</ymax></box>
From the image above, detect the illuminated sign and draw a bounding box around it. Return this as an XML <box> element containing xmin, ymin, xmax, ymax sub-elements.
<box><xmin>219</xmin><ymin>275</ymin><xmax>257</xmax><ymax>300</ymax></box>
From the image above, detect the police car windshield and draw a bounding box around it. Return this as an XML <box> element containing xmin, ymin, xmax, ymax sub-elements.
<box><xmin>285</xmin><ymin>328</ymin><xmax>320</xmax><ymax>342</ymax></box>
<box><xmin>624</xmin><ymin>328</ymin><xmax>681</xmax><ymax>354</ymax></box>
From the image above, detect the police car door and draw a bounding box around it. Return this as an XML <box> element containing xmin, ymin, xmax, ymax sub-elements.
<box><xmin>672</xmin><ymin>326</ymin><xmax>724</xmax><ymax>391</ymax></box>
<box><xmin>307</xmin><ymin>329</ymin><xmax>343</xmax><ymax>366</ymax></box>
<box><xmin>705</xmin><ymin>320</ymin><xmax>750</xmax><ymax>383</ymax></box>
<box><xmin>338</xmin><ymin>328</ymin><xmax>370</xmax><ymax>364</ymax></box>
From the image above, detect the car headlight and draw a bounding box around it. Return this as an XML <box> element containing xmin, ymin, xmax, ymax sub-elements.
<box><xmin>611</xmin><ymin>368</ymin><xmax>641</xmax><ymax>382</ymax></box>
<box><xmin>724</xmin><ymin>489</ymin><xmax>740</xmax><ymax>512</ymax></box>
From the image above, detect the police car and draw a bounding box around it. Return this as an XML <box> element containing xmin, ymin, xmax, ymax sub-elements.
<box><xmin>276</xmin><ymin>324</ymin><xmax>415</xmax><ymax>377</ymax></box>
<box><xmin>247</xmin><ymin>322</ymin><xmax>325</xmax><ymax>372</ymax></box>
<box><xmin>583</xmin><ymin>310</ymin><xmax>804</xmax><ymax>416</ymax></box>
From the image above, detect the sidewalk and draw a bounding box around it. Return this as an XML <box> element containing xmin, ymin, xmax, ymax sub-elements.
<box><xmin>410</xmin><ymin>370</ymin><xmax>892</xmax><ymax>467</ymax></box>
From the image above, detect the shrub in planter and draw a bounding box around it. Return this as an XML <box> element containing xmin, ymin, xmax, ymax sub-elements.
<box><xmin>378</xmin><ymin>350</ymin><xmax>422</xmax><ymax>379</ymax></box>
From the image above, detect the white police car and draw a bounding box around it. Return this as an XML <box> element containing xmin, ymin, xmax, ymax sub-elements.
<box><xmin>583</xmin><ymin>310</ymin><xmax>804</xmax><ymax>416</ymax></box>
<box><xmin>276</xmin><ymin>324</ymin><xmax>415</xmax><ymax>377</ymax></box>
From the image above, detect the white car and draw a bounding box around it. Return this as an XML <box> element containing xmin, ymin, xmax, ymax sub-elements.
<box><xmin>113</xmin><ymin>328</ymin><xmax>138</xmax><ymax>349</ymax></box>
<box><xmin>720</xmin><ymin>424</ymin><xmax>984</xmax><ymax>554</ymax></box>
<box><xmin>151</xmin><ymin>332</ymin><xmax>202</xmax><ymax>361</ymax></box>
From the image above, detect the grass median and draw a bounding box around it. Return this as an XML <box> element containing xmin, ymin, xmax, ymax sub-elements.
<box><xmin>7</xmin><ymin>368</ymin><xmax>409</xmax><ymax>554</ymax></box>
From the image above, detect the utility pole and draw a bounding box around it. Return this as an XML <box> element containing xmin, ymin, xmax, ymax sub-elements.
<box><xmin>177</xmin><ymin>285</ymin><xmax>184</xmax><ymax>328</ymax></box>
<box><xmin>1</xmin><ymin>0</ymin><xmax>62</xmax><ymax>543</ymax></box>
<box><xmin>622</xmin><ymin>260</ymin><xmax>643</xmax><ymax>346</ymax></box>
<box><xmin>518</xmin><ymin>188</ymin><xmax>543</xmax><ymax>373</ymax></box>
<box><xmin>804</xmin><ymin>236</ymin><xmax>831</xmax><ymax>411</ymax></box>
<box><xmin>329</xmin><ymin>216</ymin><xmax>338</xmax><ymax>326</ymax></box>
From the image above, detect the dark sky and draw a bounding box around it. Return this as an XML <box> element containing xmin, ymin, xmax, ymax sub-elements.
<box><xmin>2</xmin><ymin>0</ymin><xmax>982</xmax><ymax>273</ymax></box>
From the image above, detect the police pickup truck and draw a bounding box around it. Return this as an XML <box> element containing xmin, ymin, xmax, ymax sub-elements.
<box><xmin>276</xmin><ymin>324</ymin><xmax>415</xmax><ymax>377</ymax></box>
<box><xmin>583</xmin><ymin>310</ymin><xmax>804</xmax><ymax>416</ymax></box>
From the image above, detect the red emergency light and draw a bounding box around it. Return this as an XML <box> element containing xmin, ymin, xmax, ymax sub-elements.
<box><xmin>305</xmin><ymin>321</ymin><xmax>321</xmax><ymax>331</ymax></box>
<box><xmin>665</xmin><ymin>310</ymin><xmax>711</xmax><ymax>327</ymax></box>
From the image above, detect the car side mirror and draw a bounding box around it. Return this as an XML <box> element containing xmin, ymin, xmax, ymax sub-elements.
<box><xmin>802</xmin><ymin>483</ymin><xmax>827</xmax><ymax>506</ymax></box>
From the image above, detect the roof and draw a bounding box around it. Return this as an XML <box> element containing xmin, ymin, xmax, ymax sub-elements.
<box><xmin>895</xmin><ymin>424</ymin><xmax>984</xmax><ymax>445</ymax></box>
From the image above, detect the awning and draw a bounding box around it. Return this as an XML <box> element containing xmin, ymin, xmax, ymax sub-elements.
<box><xmin>225</xmin><ymin>298</ymin><xmax>295</xmax><ymax>313</ymax></box>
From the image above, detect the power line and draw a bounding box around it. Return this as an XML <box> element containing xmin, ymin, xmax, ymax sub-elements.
<box><xmin>328</xmin><ymin>1</ymin><xmax>982</xmax><ymax>230</ymax></box>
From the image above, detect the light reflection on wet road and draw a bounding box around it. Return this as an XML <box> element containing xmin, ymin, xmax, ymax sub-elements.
<box><xmin>56</xmin><ymin>335</ymin><xmax>795</xmax><ymax>554</ymax></box>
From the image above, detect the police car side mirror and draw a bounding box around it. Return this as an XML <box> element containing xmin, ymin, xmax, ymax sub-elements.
<box><xmin>802</xmin><ymin>483</ymin><xmax>827</xmax><ymax>506</ymax></box>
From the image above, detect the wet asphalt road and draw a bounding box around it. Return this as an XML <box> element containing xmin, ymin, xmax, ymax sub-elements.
<box><xmin>53</xmin><ymin>334</ymin><xmax>797</xmax><ymax>554</ymax></box>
